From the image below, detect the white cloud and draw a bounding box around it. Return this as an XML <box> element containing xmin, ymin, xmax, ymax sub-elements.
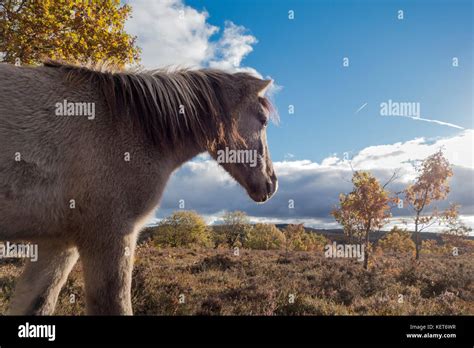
<box><xmin>208</xmin><ymin>21</ymin><xmax>260</xmax><ymax>76</ymax></box>
<box><xmin>124</xmin><ymin>0</ymin><xmax>284</xmax><ymax>101</ymax></box>
<box><xmin>125</xmin><ymin>0</ymin><xmax>260</xmax><ymax>74</ymax></box>
<box><xmin>311</xmin><ymin>129</ymin><xmax>473</xmax><ymax>172</ymax></box>
<box><xmin>125</xmin><ymin>0</ymin><xmax>218</xmax><ymax>68</ymax></box>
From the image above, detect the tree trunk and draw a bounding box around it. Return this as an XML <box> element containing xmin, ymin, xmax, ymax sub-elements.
<box><xmin>363</xmin><ymin>226</ymin><xmax>370</xmax><ymax>270</ymax></box>
<box><xmin>415</xmin><ymin>214</ymin><xmax>420</xmax><ymax>260</ymax></box>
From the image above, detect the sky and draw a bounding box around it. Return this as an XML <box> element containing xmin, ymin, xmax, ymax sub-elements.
<box><xmin>123</xmin><ymin>0</ymin><xmax>473</xmax><ymax>231</ymax></box>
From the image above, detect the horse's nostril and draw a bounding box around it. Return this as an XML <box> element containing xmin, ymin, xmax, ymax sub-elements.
<box><xmin>271</xmin><ymin>172</ymin><xmax>277</xmax><ymax>181</ymax></box>
<box><xmin>266</xmin><ymin>180</ymin><xmax>273</xmax><ymax>194</ymax></box>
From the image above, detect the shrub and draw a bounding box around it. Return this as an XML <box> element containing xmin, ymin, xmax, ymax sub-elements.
<box><xmin>213</xmin><ymin>211</ymin><xmax>252</xmax><ymax>248</ymax></box>
<box><xmin>282</xmin><ymin>224</ymin><xmax>327</xmax><ymax>252</ymax></box>
<box><xmin>154</xmin><ymin>211</ymin><xmax>212</xmax><ymax>247</ymax></box>
<box><xmin>420</xmin><ymin>240</ymin><xmax>447</xmax><ymax>255</ymax></box>
<box><xmin>377</xmin><ymin>226</ymin><xmax>416</xmax><ymax>256</ymax></box>
<box><xmin>243</xmin><ymin>224</ymin><xmax>286</xmax><ymax>250</ymax></box>
<box><xmin>441</xmin><ymin>233</ymin><xmax>474</xmax><ymax>256</ymax></box>
<box><xmin>300</xmin><ymin>232</ymin><xmax>328</xmax><ymax>252</ymax></box>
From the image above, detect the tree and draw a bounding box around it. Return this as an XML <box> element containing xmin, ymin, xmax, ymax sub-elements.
<box><xmin>331</xmin><ymin>199</ymin><xmax>364</xmax><ymax>243</ymax></box>
<box><xmin>217</xmin><ymin>211</ymin><xmax>252</xmax><ymax>248</ymax></box>
<box><xmin>404</xmin><ymin>150</ymin><xmax>453</xmax><ymax>259</ymax></box>
<box><xmin>332</xmin><ymin>171</ymin><xmax>394</xmax><ymax>269</ymax></box>
<box><xmin>243</xmin><ymin>224</ymin><xmax>286</xmax><ymax>250</ymax></box>
<box><xmin>0</xmin><ymin>0</ymin><xmax>140</xmax><ymax>66</ymax></box>
<box><xmin>155</xmin><ymin>211</ymin><xmax>212</xmax><ymax>248</ymax></box>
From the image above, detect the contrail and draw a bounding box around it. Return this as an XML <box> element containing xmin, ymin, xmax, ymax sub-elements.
<box><xmin>355</xmin><ymin>102</ymin><xmax>368</xmax><ymax>114</ymax></box>
<box><xmin>393</xmin><ymin>115</ymin><xmax>465</xmax><ymax>130</ymax></box>
<box><xmin>371</xmin><ymin>100</ymin><xmax>465</xmax><ymax>129</ymax></box>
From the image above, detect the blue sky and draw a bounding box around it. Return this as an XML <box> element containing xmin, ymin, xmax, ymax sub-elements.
<box><xmin>187</xmin><ymin>0</ymin><xmax>473</xmax><ymax>162</ymax></box>
<box><xmin>125</xmin><ymin>0</ymin><xmax>473</xmax><ymax>230</ymax></box>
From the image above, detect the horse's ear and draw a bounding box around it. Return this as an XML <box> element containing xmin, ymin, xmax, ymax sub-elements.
<box><xmin>235</xmin><ymin>73</ymin><xmax>273</xmax><ymax>97</ymax></box>
<box><xmin>256</xmin><ymin>79</ymin><xmax>273</xmax><ymax>97</ymax></box>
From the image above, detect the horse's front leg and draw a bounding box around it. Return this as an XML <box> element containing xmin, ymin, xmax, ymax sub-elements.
<box><xmin>8</xmin><ymin>241</ymin><xmax>79</xmax><ymax>315</ymax></box>
<box><xmin>79</xmin><ymin>230</ymin><xmax>137</xmax><ymax>315</ymax></box>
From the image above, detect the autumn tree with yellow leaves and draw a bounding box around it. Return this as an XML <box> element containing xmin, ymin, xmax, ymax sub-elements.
<box><xmin>332</xmin><ymin>171</ymin><xmax>395</xmax><ymax>269</ymax></box>
<box><xmin>0</xmin><ymin>0</ymin><xmax>140</xmax><ymax>66</ymax></box>
<box><xmin>404</xmin><ymin>150</ymin><xmax>453</xmax><ymax>259</ymax></box>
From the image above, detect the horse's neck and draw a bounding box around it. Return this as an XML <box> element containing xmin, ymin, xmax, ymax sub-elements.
<box><xmin>147</xmin><ymin>135</ymin><xmax>206</xmax><ymax>190</ymax></box>
<box><xmin>113</xmin><ymin>137</ymin><xmax>205</xmax><ymax>228</ymax></box>
<box><xmin>113</xmin><ymin>107</ymin><xmax>209</xmax><ymax>204</ymax></box>
<box><xmin>169</xmin><ymin>131</ymin><xmax>206</xmax><ymax>165</ymax></box>
<box><xmin>167</xmin><ymin>113</ymin><xmax>215</xmax><ymax>168</ymax></box>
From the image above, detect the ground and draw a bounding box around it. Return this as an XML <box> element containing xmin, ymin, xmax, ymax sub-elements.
<box><xmin>0</xmin><ymin>242</ymin><xmax>472</xmax><ymax>315</ymax></box>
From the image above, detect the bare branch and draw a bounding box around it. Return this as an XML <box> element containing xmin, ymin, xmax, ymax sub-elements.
<box><xmin>382</xmin><ymin>169</ymin><xmax>400</xmax><ymax>189</ymax></box>
<box><xmin>418</xmin><ymin>218</ymin><xmax>439</xmax><ymax>232</ymax></box>
<box><xmin>14</xmin><ymin>0</ymin><xmax>26</xmax><ymax>13</ymax></box>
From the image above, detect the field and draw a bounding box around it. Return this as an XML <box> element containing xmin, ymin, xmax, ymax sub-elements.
<box><xmin>1</xmin><ymin>242</ymin><xmax>472</xmax><ymax>315</ymax></box>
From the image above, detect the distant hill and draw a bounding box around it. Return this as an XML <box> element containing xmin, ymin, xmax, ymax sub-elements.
<box><xmin>274</xmin><ymin>224</ymin><xmax>474</xmax><ymax>243</ymax></box>
<box><xmin>141</xmin><ymin>223</ymin><xmax>472</xmax><ymax>245</ymax></box>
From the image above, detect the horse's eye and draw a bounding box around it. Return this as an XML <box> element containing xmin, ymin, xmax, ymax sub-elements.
<box><xmin>260</xmin><ymin>118</ymin><xmax>269</xmax><ymax>128</ymax></box>
<box><xmin>258</xmin><ymin>97</ymin><xmax>271</xmax><ymax>115</ymax></box>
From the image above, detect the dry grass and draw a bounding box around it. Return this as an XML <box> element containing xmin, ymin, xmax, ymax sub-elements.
<box><xmin>0</xmin><ymin>242</ymin><xmax>472</xmax><ymax>315</ymax></box>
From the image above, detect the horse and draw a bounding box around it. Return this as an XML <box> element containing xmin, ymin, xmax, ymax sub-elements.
<box><xmin>0</xmin><ymin>60</ymin><xmax>278</xmax><ymax>315</ymax></box>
